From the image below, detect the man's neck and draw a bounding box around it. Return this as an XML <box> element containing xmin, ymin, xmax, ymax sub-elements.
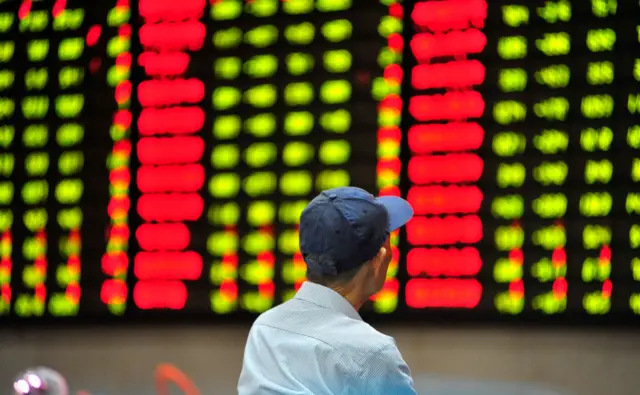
<box><xmin>330</xmin><ymin>285</ymin><xmax>366</xmax><ymax>311</ymax></box>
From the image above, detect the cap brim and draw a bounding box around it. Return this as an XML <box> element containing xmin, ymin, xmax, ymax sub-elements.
<box><xmin>376</xmin><ymin>195</ymin><xmax>414</xmax><ymax>231</ymax></box>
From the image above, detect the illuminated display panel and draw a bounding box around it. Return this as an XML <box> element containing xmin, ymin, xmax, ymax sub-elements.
<box><xmin>130</xmin><ymin>0</ymin><xmax>391</xmax><ymax>318</ymax></box>
<box><xmin>1</xmin><ymin>0</ymin><xmax>640</xmax><ymax>326</ymax></box>
<box><xmin>404</xmin><ymin>0</ymin><xmax>640</xmax><ymax>323</ymax></box>
<box><xmin>0</xmin><ymin>0</ymin><xmax>116</xmax><ymax>322</ymax></box>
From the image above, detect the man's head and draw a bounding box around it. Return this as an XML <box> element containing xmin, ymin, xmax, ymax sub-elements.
<box><xmin>299</xmin><ymin>187</ymin><xmax>413</xmax><ymax>305</ymax></box>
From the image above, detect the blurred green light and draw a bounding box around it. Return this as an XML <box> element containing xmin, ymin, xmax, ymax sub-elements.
<box><xmin>320</xmin><ymin>80</ymin><xmax>351</xmax><ymax>104</ymax></box>
<box><xmin>316</xmin><ymin>170</ymin><xmax>349</xmax><ymax>190</ymax></box>
<box><xmin>0</xmin><ymin>13</ymin><xmax>14</xmax><ymax>33</ymax></box>
<box><xmin>215</xmin><ymin>57</ymin><xmax>242</xmax><ymax>80</ymax></box>
<box><xmin>282</xmin><ymin>142</ymin><xmax>314</xmax><ymax>166</ymax></box>
<box><xmin>245</xmin><ymin>113</ymin><xmax>276</xmax><ymax>138</ymax></box>
<box><xmin>284</xmin><ymin>112</ymin><xmax>314</xmax><ymax>136</ymax></box>
<box><xmin>285</xmin><ymin>22</ymin><xmax>315</xmax><ymax>45</ymax></box>
<box><xmin>278</xmin><ymin>230</ymin><xmax>299</xmax><ymax>255</ymax></box>
<box><xmin>498</xmin><ymin>36</ymin><xmax>527</xmax><ymax>60</ymax></box>
<box><xmin>107</xmin><ymin>36</ymin><xmax>128</xmax><ymax>58</ymax></box>
<box><xmin>212</xmin><ymin>86</ymin><xmax>241</xmax><ymax>110</ymax></box>
<box><xmin>19</xmin><ymin>11</ymin><xmax>48</xmax><ymax>33</ymax></box>
<box><xmin>24</xmin><ymin>124</ymin><xmax>48</xmax><ymax>148</ymax></box>
<box><xmin>22</xmin><ymin>96</ymin><xmax>49</xmax><ymax>120</ymax></box>
<box><xmin>244</xmin><ymin>54</ymin><xmax>278</xmax><ymax>78</ymax></box>
<box><xmin>247</xmin><ymin>201</ymin><xmax>276</xmax><ymax>227</ymax></box>
<box><xmin>245</xmin><ymin>0</ymin><xmax>278</xmax><ymax>17</ymax></box>
<box><xmin>0</xmin><ymin>153</ymin><xmax>14</xmax><ymax>177</ymax></box>
<box><xmin>0</xmin><ymin>125</ymin><xmax>14</xmax><ymax>148</ymax></box>
<box><xmin>320</xmin><ymin>109</ymin><xmax>351</xmax><ymax>133</ymax></box>
<box><xmin>317</xmin><ymin>0</ymin><xmax>352</xmax><ymax>12</ymax></box>
<box><xmin>283</xmin><ymin>0</ymin><xmax>314</xmax><ymax>14</ymax></box>
<box><xmin>285</xmin><ymin>82</ymin><xmax>314</xmax><ymax>106</ymax></box>
<box><xmin>213</xmin><ymin>115</ymin><xmax>241</xmax><ymax>140</ymax></box>
<box><xmin>243</xmin><ymin>172</ymin><xmax>277</xmax><ymax>197</ymax></box>
<box><xmin>0</xmin><ymin>41</ymin><xmax>15</xmax><ymax>63</ymax></box>
<box><xmin>208</xmin><ymin>203</ymin><xmax>240</xmax><ymax>226</ymax></box>
<box><xmin>22</xmin><ymin>180</ymin><xmax>48</xmax><ymax>205</ymax></box>
<box><xmin>211</xmin><ymin>0</ymin><xmax>242</xmax><ymax>20</ymax></box>
<box><xmin>211</xmin><ymin>144</ymin><xmax>240</xmax><ymax>169</ymax></box>
<box><xmin>323</xmin><ymin>50</ymin><xmax>352</xmax><ymax>73</ymax></box>
<box><xmin>25</xmin><ymin>152</ymin><xmax>49</xmax><ymax>177</ymax></box>
<box><xmin>0</xmin><ymin>210</ymin><xmax>12</xmax><ymax>231</ymax></box>
<box><xmin>245</xmin><ymin>25</ymin><xmax>278</xmax><ymax>48</ymax></box>
<box><xmin>209</xmin><ymin>173</ymin><xmax>241</xmax><ymax>198</ymax></box>
<box><xmin>281</xmin><ymin>171</ymin><xmax>312</xmax><ymax>196</ymax></box>
<box><xmin>286</xmin><ymin>53</ymin><xmax>315</xmax><ymax>75</ymax></box>
<box><xmin>319</xmin><ymin>140</ymin><xmax>350</xmax><ymax>165</ymax></box>
<box><xmin>244</xmin><ymin>142</ymin><xmax>277</xmax><ymax>168</ymax></box>
<box><xmin>56</xmin><ymin>94</ymin><xmax>84</xmax><ymax>118</ymax></box>
<box><xmin>213</xmin><ymin>27</ymin><xmax>242</xmax><ymax>49</ymax></box>
<box><xmin>24</xmin><ymin>208</ymin><xmax>47</xmax><ymax>232</ymax></box>
<box><xmin>279</xmin><ymin>201</ymin><xmax>308</xmax><ymax>224</ymax></box>
<box><xmin>322</xmin><ymin>19</ymin><xmax>352</xmax><ymax>42</ymax></box>
<box><xmin>208</xmin><ymin>231</ymin><xmax>238</xmax><ymax>256</ymax></box>
<box><xmin>55</xmin><ymin>179</ymin><xmax>83</xmax><ymax>205</ymax></box>
<box><xmin>25</xmin><ymin>68</ymin><xmax>46</xmax><ymax>90</ymax></box>
<box><xmin>53</xmin><ymin>9</ymin><xmax>85</xmax><ymax>31</ymax></box>
<box><xmin>0</xmin><ymin>181</ymin><xmax>13</xmax><ymax>204</ymax></box>
<box><xmin>244</xmin><ymin>84</ymin><xmax>277</xmax><ymax>108</ymax></box>
<box><xmin>58</xmin><ymin>152</ymin><xmax>83</xmax><ymax>176</ymax></box>
<box><xmin>242</xmin><ymin>231</ymin><xmax>275</xmax><ymax>255</ymax></box>
<box><xmin>59</xmin><ymin>38</ymin><xmax>84</xmax><ymax>61</ymax></box>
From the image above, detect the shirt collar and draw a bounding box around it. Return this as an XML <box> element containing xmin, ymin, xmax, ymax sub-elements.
<box><xmin>294</xmin><ymin>281</ymin><xmax>362</xmax><ymax>321</ymax></box>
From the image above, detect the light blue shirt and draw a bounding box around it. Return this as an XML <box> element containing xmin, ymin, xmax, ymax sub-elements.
<box><xmin>238</xmin><ymin>282</ymin><xmax>418</xmax><ymax>395</ymax></box>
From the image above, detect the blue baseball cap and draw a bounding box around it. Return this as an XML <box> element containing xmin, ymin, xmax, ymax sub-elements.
<box><xmin>299</xmin><ymin>187</ymin><xmax>414</xmax><ymax>276</ymax></box>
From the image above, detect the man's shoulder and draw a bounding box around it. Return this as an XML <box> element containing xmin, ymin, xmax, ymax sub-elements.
<box><xmin>252</xmin><ymin>299</ymin><xmax>396</xmax><ymax>365</ymax></box>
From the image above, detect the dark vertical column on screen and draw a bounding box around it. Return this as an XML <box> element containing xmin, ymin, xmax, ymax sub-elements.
<box><xmin>629</xmin><ymin>2</ymin><xmax>640</xmax><ymax>314</ymax></box>
<box><xmin>49</xmin><ymin>0</ymin><xmax>87</xmax><ymax>317</ymax></box>
<box><xmin>98</xmin><ymin>0</ymin><xmax>133</xmax><ymax>316</ymax></box>
<box><xmin>207</xmin><ymin>0</ymin><xmax>385</xmax><ymax>316</ymax></box>
<box><xmin>575</xmin><ymin>1</ymin><xmax>616</xmax><ymax>315</ymax></box>
<box><xmin>489</xmin><ymin>4</ymin><xmax>529</xmax><ymax>316</ymax></box>
<box><xmin>11</xmin><ymin>2</ymin><xmax>52</xmax><ymax>318</ymax></box>
<box><xmin>404</xmin><ymin>0</ymin><xmax>486</xmax><ymax>310</ymax></box>
<box><xmin>0</xmin><ymin>6</ymin><xmax>17</xmax><ymax>317</ymax></box>
<box><xmin>490</xmin><ymin>2</ymin><xmax>575</xmax><ymax>317</ymax></box>
<box><xmin>370</xmin><ymin>0</ymin><xmax>403</xmax><ymax>314</ymax></box>
<box><xmin>133</xmin><ymin>0</ymin><xmax>206</xmax><ymax>311</ymax></box>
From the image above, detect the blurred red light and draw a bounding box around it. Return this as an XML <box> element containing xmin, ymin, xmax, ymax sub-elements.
<box><xmin>138</xmin><ymin>107</ymin><xmax>205</xmax><ymax>135</ymax></box>
<box><xmin>412</xmin><ymin>60</ymin><xmax>485</xmax><ymax>90</ymax></box>
<box><xmin>408</xmin><ymin>153</ymin><xmax>483</xmax><ymax>184</ymax></box>
<box><xmin>134</xmin><ymin>281</ymin><xmax>188</xmax><ymax>309</ymax></box>
<box><xmin>406</xmin><ymin>215</ymin><xmax>483</xmax><ymax>245</ymax></box>
<box><xmin>135</xmin><ymin>252</ymin><xmax>203</xmax><ymax>280</ymax></box>
<box><xmin>412</xmin><ymin>0</ymin><xmax>487</xmax><ymax>32</ymax></box>
<box><xmin>407</xmin><ymin>247</ymin><xmax>482</xmax><ymax>276</ymax></box>
<box><xmin>406</xmin><ymin>278</ymin><xmax>482</xmax><ymax>308</ymax></box>
<box><xmin>410</xmin><ymin>29</ymin><xmax>486</xmax><ymax>60</ymax></box>
<box><xmin>409</xmin><ymin>91</ymin><xmax>485</xmax><ymax>121</ymax></box>
<box><xmin>137</xmin><ymin>194</ymin><xmax>204</xmax><ymax>222</ymax></box>
<box><xmin>408</xmin><ymin>122</ymin><xmax>484</xmax><ymax>153</ymax></box>
<box><xmin>136</xmin><ymin>223</ymin><xmax>191</xmax><ymax>251</ymax></box>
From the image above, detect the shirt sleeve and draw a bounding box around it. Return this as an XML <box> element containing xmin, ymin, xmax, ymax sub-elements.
<box><xmin>358</xmin><ymin>343</ymin><xmax>418</xmax><ymax>395</ymax></box>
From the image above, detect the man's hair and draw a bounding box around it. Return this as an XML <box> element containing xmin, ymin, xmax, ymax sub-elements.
<box><xmin>304</xmin><ymin>254</ymin><xmax>365</xmax><ymax>287</ymax></box>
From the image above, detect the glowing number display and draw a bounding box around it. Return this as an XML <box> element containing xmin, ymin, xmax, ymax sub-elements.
<box><xmin>406</xmin><ymin>0</ymin><xmax>487</xmax><ymax>309</ymax></box>
<box><xmin>101</xmin><ymin>0</ymin><xmax>132</xmax><ymax>315</ymax></box>
<box><xmin>1</xmin><ymin>0</ymin><xmax>640</xmax><ymax>325</ymax></box>
<box><xmin>204</xmin><ymin>0</ymin><xmax>389</xmax><ymax>315</ymax></box>
<box><xmin>401</xmin><ymin>0</ymin><xmax>640</xmax><ymax>322</ymax></box>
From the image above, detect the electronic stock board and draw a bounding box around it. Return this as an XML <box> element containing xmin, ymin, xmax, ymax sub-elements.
<box><xmin>0</xmin><ymin>0</ymin><xmax>639</xmax><ymax>326</ymax></box>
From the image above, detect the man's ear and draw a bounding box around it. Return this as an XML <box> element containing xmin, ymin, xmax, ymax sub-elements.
<box><xmin>371</xmin><ymin>247</ymin><xmax>387</xmax><ymax>270</ymax></box>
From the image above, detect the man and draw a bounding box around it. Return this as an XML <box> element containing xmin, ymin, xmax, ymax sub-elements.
<box><xmin>238</xmin><ymin>187</ymin><xmax>417</xmax><ymax>395</ymax></box>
